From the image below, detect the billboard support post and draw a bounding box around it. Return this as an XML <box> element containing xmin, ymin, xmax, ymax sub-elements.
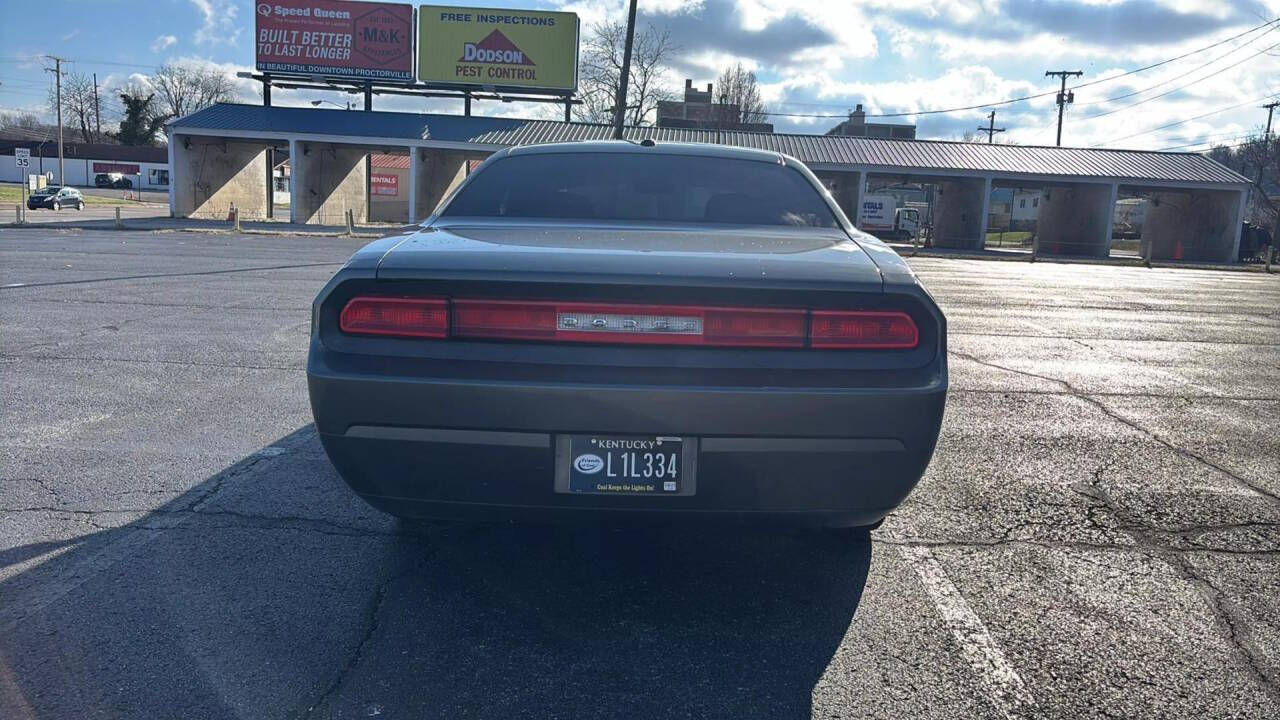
<box><xmin>564</xmin><ymin>97</ymin><xmax>571</xmax><ymax>123</ymax></box>
<box><xmin>464</xmin><ymin>91</ymin><xmax>471</xmax><ymax>117</ymax></box>
<box><xmin>263</xmin><ymin>74</ymin><xmax>272</xmax><ymax>107</ymax></box>
<box><xmin>613</xmin><ymin>0</ymin><xmax>637</xmax><ymax>140</ymax></box>
<box><xmin>364</xmin><ymin>83</ymin><xmax>373</xmax><ymax>111</ymax></box>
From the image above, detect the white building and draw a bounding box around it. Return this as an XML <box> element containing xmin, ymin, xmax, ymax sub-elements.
<box><xmin>1011</xmin><ymin>189</ymin><xmax>1042</xmax><ymax>229</ymax></box>
<box><xmin>1</xmin><ymin>141</ymin><xmax>169</xmax><ymax>190</ymax></box>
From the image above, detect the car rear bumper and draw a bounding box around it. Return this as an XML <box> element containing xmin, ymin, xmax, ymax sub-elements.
<box><xmin>308</xmin><ymin>355</ymin><xmax>946</xmax><ymax>528</ymax></box>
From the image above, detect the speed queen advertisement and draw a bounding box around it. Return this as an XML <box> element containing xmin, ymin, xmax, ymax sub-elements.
<box><xmin>256</xmin><ymin>1</ymin><xmax>415</xmax><ymax>82</ymax></box>
<box><xmin>417</xmin><ymin>5</ymin><xmax>578</xmax><ymax>91</ymax></box>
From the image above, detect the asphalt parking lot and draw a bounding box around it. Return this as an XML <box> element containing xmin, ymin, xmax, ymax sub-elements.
<box><xmin>1</xmin><ymin>227</ymin><xmax>1278</xmax><ymax>719</ymax></box>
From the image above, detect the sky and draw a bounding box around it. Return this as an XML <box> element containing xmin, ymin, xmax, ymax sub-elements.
<box><xmin>1</xmin><ymin>0</ymin><xmax>1278</xmax><ymax>152</ymax></box>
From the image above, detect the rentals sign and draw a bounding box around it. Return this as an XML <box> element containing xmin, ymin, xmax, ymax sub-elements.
<box><xmin>417</xmin><ymin>5</ymin><xmax>578</xmax><ymax>92</ymax></box>
<box><xmin>256</xmin><ymin>0</ymin><xmax>415</xmax><ymax>82</ymax></box>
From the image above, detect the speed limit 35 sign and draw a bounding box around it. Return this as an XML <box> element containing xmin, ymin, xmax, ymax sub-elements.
<box><xmin>15</xmin><ymin>148</ymin><xmax>30</xmax><ymax>168</ymax></box>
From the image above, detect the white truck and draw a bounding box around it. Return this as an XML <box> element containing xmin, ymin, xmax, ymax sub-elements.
<box><xmin>858</xmin><ymin>194</ymin><xmax>921</xmax><ymax>241</ymax></box>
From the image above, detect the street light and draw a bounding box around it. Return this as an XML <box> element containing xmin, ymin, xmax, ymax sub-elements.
<box><xmin>311</xmin><ymin>99</ymin><xmax>351</xmax><ymax>110</ymax></box>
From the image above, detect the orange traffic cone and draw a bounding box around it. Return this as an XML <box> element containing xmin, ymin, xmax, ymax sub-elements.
<box><xmin>226</xmin><ymin>203</ymin><xmax>237</xmax><ymax>221</ymax></box>
<box><xmin>1173</xmin><ymin>238</ymin><xmax>1183</xmax><ymax>261</ymax></box>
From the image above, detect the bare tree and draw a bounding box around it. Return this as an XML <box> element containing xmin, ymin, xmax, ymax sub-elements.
<box><xmin>150</xmin><ymin>62</ymin><xmax>235</xmax><ymax>120</ymax></box>
<box><xmin>0</xmin><ymin>110</ymin><xmax>57</xmax><ymax>140</ymax></box>
<box><xmin>575</xmin><ymin>20</ymin><xmax>677</xmax><ymax>125</ymax></box>
<box><xmin>1208</xmin><ymin>132</ymin><xmax>1279</xmax><ymax>231</ymax></box>
<box><xmin>715</xmin><ymin>62</ymin><xmax>767</xmax><ymax>126</ymax></box>
<box><xmin>47</xmin><ymin>71</ymin><xmax>100</xmax><ymax>142</ymax></box>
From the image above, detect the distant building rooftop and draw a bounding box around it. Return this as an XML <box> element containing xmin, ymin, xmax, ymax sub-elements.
<box><xmin>168</xmin><ymin>103</ymin><xmax>1249</xmax><ymax>187</ymax></box>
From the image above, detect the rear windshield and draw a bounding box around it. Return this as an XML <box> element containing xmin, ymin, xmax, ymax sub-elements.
<box><xmin>442</xmin><ymin>152</ymin><xmax>838</xmax><ymax>227</ymax></box>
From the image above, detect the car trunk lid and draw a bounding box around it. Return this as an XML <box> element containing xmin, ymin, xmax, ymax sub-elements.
<box><xmin>375</xmin><ymin>221</ymin><xmax>884</xmax><ymax>293</ymax></box>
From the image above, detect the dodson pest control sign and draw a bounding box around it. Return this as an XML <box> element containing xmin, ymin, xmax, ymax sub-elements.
<box><xmin>256</xmin><ymin>1</ymin><xmax>415</xmax><ymax>82</ymax></box>
<box><xmin>418</xmin><ymin>5</ymin><xmax>578</xmax><ymax>92</ymax></box>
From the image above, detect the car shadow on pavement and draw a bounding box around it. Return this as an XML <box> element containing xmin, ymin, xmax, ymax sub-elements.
<box><xmin>0</xmin><ymin>425</ymin><xmax>872</xmax><ymax>719</ymax></box>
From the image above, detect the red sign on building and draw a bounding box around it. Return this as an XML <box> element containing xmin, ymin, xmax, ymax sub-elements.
<box><xmin>255</xmin><ymin>0</ymin><xmax>414</xmax><ymax>82</ymax></box>
<box><xmin>93</xmin><ymin>162</ymin><xmax>141</xmax><ymax>174</ymax></box>
<box><xmin>371</xmin><ymin>172</ymin><xmax>400</xmax><ymax>196</ymax></box>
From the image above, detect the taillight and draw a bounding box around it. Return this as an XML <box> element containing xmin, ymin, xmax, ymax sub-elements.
<box><xmin>338</xmin><ymin>297</ymin><xmax>919</xmax><ymax>350</ymax></box>
<box><xmin>810</xmin><ymin>311</ymin><xmax>918</xmax><ymax>349</ymax></box>
<box><xmin>453</xmin><ymin>300</ymin><xmax>806</xmax><ymax>348</ymax></box>
<box><xmin>339</xmin><ymin>297</ymin><xmax>449</xmax><ymax>338</ymax></box>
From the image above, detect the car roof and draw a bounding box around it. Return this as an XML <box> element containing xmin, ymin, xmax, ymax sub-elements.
<box><xmin>504</xmin><ymin>140</ymin><xmax>788</xmax><ymax>165</ymax></box>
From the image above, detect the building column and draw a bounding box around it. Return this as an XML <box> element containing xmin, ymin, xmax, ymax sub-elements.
<box><xmin>1230</xmin><ymin>188</ymin><xmax>1248</xmax><ymax>262</ymax></box>
<box><xmin>288</xmin><ymin>138</ymin><xmax>301</xmax><ymax>224</ymax></box>
<box><xmin>166</xmin><ymin>132</ymin><xmax>176</xmax><ymax>218</ymax></box>
<box><xmin>409</xmin><ymin>147</ymin><xmax>425</xmax><ymax>224</ymax></box>
<box><xmin>169</xmin><ymin>134</ymin><xmax>268</xmax><ymax>220</ymax></box>
<box><xmin>978</xmin><ymin>176</ymin><xmax>992</xmax><ymax>245</ymax></box>
<box><xmin>1103</xmin><ymin>183</ymin><xmax>1120</xmax><ymax>255</ymax></box>
<box><xmin>851</xmin><ymin>171</ymin><xmax>865</xmax><ymax>230</ymax></box>
<box><xmin>933</xmin><ymin>177</ymin><xmax>988</xmax><ymax>249</ymax></box>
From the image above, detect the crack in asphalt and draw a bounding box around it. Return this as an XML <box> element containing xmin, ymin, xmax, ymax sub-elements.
<box><xmin>0</xmin><ymin>262</ymin><xmax>340</xmax><ymax>290</ymax></box>
<box><xmin>949</xmin><ymin>350</ymin><xmax>1280</xmax><ymax>505</ymax></box>
<box><xmin>946</xmin><ymin>348</ymin><xmax>1280</xmax><ymax>695</ymax></box>
<box><xmin>0</xmin><ymin>352</ymin><xmax>299</xmax><ymax>371</ymax></box>
<box><xmin>297</xmin><ymin>548</ymin><xmax>436</xmax><ymax>720</ymax></box>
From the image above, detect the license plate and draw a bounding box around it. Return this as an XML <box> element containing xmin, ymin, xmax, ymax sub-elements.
<box><xmin>555</xmin><ymin>434</ymin><xmax>697</xmax><ymax>495</ymax></box>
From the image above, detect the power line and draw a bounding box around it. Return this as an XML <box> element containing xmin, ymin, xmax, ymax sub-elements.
<box><xmin>757</xmin><ymin>15</ymin><xmax>1280</xmax><ymax>119</ymax></box>
<box><xmin>1074</xmin><ymin>23</ymin><xmax>1280</xmax><ymax>110</ymax></box>
<box><xmin>1098</xmin><ymin>92</ymin><xmax>1279</xmax><ymax>146</ymax></box>
<box><xmin>1074</xmin><ymin>40</ymin><xmax>1280</xmax><ymax>123</ymax></box>
<box><xmin>1157</xmin><ymin>130</ymin><xmax>1258</xmax><ymax>151</ymax></box>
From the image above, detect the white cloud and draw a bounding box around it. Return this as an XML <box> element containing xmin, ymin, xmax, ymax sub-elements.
<box><xmin>60</xmin><ymin>30</ymin><xmax>80</xmax><ymax>42</ymax></box>
<box><xmin>190</xmin><ymin>0</ymin><xmax>241</xmax><ymax>46</ymax></box>
<box><xmin>152</xmin><ymin>35</ymin><xmax>178</xmax><ymax>53</ymax></box>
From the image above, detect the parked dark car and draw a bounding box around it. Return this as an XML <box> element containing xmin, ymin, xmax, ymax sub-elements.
<box><xmin>27</xmin><ymin>186</ymin><xmax>84</xmax><ymax>211</ymax></box>
<box><xmin>307</xmin><ymin>141</ymin><xmax>948</xmax><ymax>529</ymax></box>
<box><xmin>94</xmin><ymin>172</ymin><xmax>133</xmax><ymax>189</ymax></box>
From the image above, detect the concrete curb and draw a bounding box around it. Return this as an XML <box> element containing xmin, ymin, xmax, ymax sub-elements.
<box><xmin>893</xmin><ymin>246</ymin><xmax>1278</xmax><ymax>274</ymax></box>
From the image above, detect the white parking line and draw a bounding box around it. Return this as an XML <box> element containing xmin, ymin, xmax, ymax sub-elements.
<box><xmin>898</xmin><ymin>544</ymin><xmax>1037</xmax><ymax>719</ymax></box>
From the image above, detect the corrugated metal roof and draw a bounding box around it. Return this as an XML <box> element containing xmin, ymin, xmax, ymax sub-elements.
<box><xmin>170</xmin><ymin>103</ymin><xmax>1250</xmax><ymax>186</ymax></box>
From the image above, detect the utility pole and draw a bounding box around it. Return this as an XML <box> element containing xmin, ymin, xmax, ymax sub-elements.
<box><xmin>1256</xmin><ymin>101</ymin><xmax>1277</xmax><ymax>186</ymax></box>
<box><xmin>977</xmin><ymin>110</ymin><xmax>1005</xmax><ymax>144</ymax></box>
<box><xmin>45</xmin><ymin>56</ymin><xmax>66</xmax><ymax>185</ymax></box>
<box><xmin>92</xmin><ymin>72</ymin><xmax>102</xmax><ymax>142</ymax></box>
<box><xmin>612</xmin><ymin>0</ymin><xmax>638</xmax><ymax>140</ymax></box>
<box><xmin>1045</xmin><ymin>70</ymin><xmax>1083</xmax><ymax>147</ymax></box>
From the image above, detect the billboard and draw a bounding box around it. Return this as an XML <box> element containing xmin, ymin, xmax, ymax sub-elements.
<box><xmin>256</xmin><ymin>0</ymin><xmax>415</xmax><ymax>82</ymax></box>
<box><xmin>417</xmin><ymin>5</ymin><xmax>578</xmax><ymax>92</ymax></box>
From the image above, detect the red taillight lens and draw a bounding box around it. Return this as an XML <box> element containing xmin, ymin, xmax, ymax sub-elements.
<box><xmin>703</xmin><ymin>308</ymin><xmax>806</xmax><ymax>347</ymax></box>
<box><xmin>452</xmin><ymin>300</ymin><xmax>806</xmax><ymax>348</ymax></box>
<box><xmin>809</xmin><ymin>310</ymin><xmax>919</xmax><ymax>349</ymax></box>
<box><xmin>452</xmin><ymin>300</ymin><xmax>558</xmax><ymax>340</ymax></box>
<box><xmin>339</xmin><ymin>297</ymin><xmax>449</xmax><ymax>338</ymax></box>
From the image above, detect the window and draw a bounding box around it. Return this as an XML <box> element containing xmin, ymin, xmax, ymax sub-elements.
<box><xmin>149</xmin><ymin>168</ymin><xmax>169</xmax><ymax>186</ymax></box>
<box><xmin>1019</xmin><ymin>199</ymin><xmax>1026</xmax><ymax>208</ymax></box>
<box><xmin>1033</xmin><ymin>197</ymin><xmax>1039</xmax><ymax>207</ymax></box>
<box><xmin>443</xmin><ymin>152</ymin><xmax>839</xmax><ymax>227</ymax></box>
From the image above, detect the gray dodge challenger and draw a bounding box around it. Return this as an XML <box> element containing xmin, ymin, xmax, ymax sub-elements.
<box><xmin>307</xmin><ymin>141</ymin><xmax>947</xmax><ymax>528</ymax></box>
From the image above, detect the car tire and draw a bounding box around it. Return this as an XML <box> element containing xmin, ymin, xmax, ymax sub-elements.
<box><xmin>77</xmin><ymin>201</ymin><xmax>84</xmax><ymax>211</ymax></box>
<box><xmin>52</xmin><ymin>202</ymin><xmax>60</xmax><ymax>211</ymax></box>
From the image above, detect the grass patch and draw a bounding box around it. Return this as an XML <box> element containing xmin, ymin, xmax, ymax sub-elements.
<box><xmin>985</xmin><ymin>230</ymin><xmax>1033</xmax><ymax>246</ymax></box>
<box><xmin>0</xmin><ymin>186</ymin><xmax>139</xmax><ymax>206</ymax></box>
